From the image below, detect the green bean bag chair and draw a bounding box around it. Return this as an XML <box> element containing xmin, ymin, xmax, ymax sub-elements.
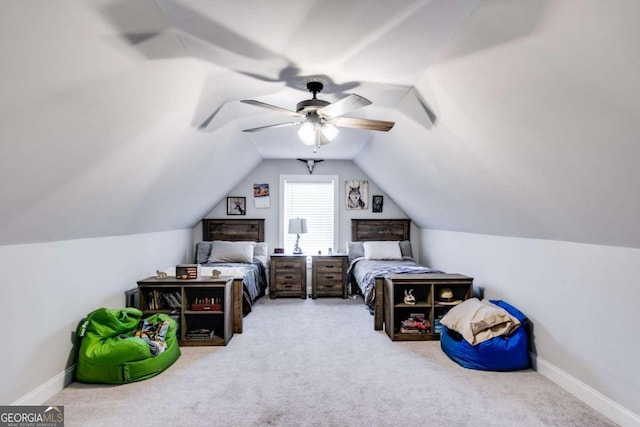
<box><xmin>75</xmin><ymin>307</ymin><xmax>180</xmax><ymax>384</ymax></box>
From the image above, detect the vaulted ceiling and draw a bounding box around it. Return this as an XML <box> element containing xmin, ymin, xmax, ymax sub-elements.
<box><xmin>2</xmin><ymin>0</ymin><xmax>639</xmax><ymax>248</ymax></box>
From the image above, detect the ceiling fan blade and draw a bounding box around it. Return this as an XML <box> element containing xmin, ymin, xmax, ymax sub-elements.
<box><xmin>333</xmin><ymin>117</ymin><xmax>395</xmax><ymax>132</ymax></box>
<box><xmin>242</xmin><ymin>122</ymin><xmax>302</xmax><ymax>132</ymax></box>
<box><xmin>241</xmin><ymin>100</ymin><xmax>303</xmax><ymax>117</ymax></box>
<box><xmin>318</xmin><ymin>94</ymin><xmax>371</xmax><ymax>118</ymax></box>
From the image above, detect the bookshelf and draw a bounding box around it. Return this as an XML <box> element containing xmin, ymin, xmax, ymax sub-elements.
<box><xmin>383</xmin><ymin>274</ymin><xmax>473</xmax><ymax>341</ymax></box>
<box><xmin>137</xmin><ymin>276</ymin><xmax>233</xmax><ymax>346</ymax></box>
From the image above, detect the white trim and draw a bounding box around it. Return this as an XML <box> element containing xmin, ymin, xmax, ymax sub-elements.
<box><xmin>13</xmin><ymin>365</ymin><xmax>75</xmax><ymax>405</ymax></box>
<box><xmin>532</xmin><ymin>354</ymin><xmax>640</xmax><ymax>427</ymax></box>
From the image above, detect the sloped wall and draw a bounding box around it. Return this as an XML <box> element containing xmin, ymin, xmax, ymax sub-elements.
<box><xmin>420</xmin><ymin>229</ymin><xmax>640</xmax><ymax>426</ymax></box>
<box><xmin>1</xmin><ymin>229</ymin><xmax>192</xmax><ymax>405</ymax></box>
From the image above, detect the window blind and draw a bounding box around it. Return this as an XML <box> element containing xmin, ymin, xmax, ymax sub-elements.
<box><xmin>284</xmin><ymin>181</ymin><xmax>335</xmax><ymax>255</ymax></box>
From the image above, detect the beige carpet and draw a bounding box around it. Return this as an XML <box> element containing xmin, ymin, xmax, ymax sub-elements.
<box><xmin>47</xmin><ymin>297</ymin><xmax>615</xmax><ymax>426</ymax></box>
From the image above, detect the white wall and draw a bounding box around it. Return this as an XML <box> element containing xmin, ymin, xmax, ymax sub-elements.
<box><xmin>420</xmin><ymin>229</ymin><xmax>640</xmax><ymax>426</ymax></box>
<box><xmin>1</xmin><ymin>229</ymin><xmax>192</xmax><ymax>405</ymax></box>
<box><xmin>195</xmin><ymin>159</ymin><xmax>409</xmax><ymax>254</ymax></box>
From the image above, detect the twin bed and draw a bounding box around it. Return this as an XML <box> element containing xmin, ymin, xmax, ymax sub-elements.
<box><xmin>347</xmin><ymin>219</ymin><xmax>442</xmax><ymax>330</ymax></box>
<box><xmin>195</xmin><ymin>219</ymin><xmax>269</xmax><ymax>332</ymax></box>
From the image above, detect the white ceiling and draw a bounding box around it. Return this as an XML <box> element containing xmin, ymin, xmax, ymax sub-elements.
<box><xmin>1</xmin><ymin>0</ymin><xmax>639</xmax><ymax>248</ymax></box>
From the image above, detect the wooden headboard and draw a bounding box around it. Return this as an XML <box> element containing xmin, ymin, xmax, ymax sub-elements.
<box><xmin>202</xmin><ymin>219</ymin><xmax>265</xmax><ymax>242</ymax></box>
<box><xmin>351</xmin><ymin>219</ymin><xmax>410</xmax><ymax>242</ymax></box>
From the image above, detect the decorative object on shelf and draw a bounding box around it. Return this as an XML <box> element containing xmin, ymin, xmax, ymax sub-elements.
<box><xmin>155</xmin><ymin>270</ymin><xmax>168</xmax><ymax>279</ymax></box>
<box><xmin>346</xmin><ymin>180</ymin><xmax>368</xmax><ymax>210</ymax></box>
<box><xmin>176</xmin><ymin>264</ymin><xmax>200</xmax><ymax>280</ymax></box>
<box><xmin>288</xmin><ymin>217</ymin><xmax>308</xmax><ymax>254</ymax></box>
<box><xmin>274</xmin><ymin>247</ymin><xmax>284</xmax><ymax>254</ymax></box>
<box><xmin>211</xmin><ymin>269</ymin><xmax>221</xmax><ymax>279</ymax></box>
<box><xmin>227</xmin><ymin>196</ymin><xmax>246</xmax><ymax>215</ymax></box>
<box><xmin>438</xmin><ymin>288</ymin><xmax>453</xmax><ymax>301</ymax></box>
<box><xmin>404</xmin><ymin>289</ymin><xmax>416</xmax><ymax>305</ymax></box>
<box><xmin>372</xmin><ymin>195</ymin><xmax>384</xmax><ymax>213</ymax></box>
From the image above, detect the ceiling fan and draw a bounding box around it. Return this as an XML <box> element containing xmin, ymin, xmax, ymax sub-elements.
<box><xmin>241</xmin><ymin>81</ymin><xmax>395</xmax><ymax>152</ymax></box>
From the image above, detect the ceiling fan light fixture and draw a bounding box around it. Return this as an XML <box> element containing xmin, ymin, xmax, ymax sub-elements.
<box><xmin>320</xmin><ymin>123</ymin><xmax>339</xmax><ymax>141</ymax></box>
<box><xmin>298</xmin><ymin>122</ymin><xmax>316</xmax><ymax>145</ymax></box>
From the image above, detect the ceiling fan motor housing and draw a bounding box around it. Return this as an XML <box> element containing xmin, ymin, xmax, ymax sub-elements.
<box><xmin>296</xmin><ymin>98</ymin><xmax>330</xmax><ymax>115</ymax></box>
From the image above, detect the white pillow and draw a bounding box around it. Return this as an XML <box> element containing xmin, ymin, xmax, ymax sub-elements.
<box><xmin>363</xmin><ymin>241</ymin><xmax>402</xmax><ymax>260</ymax></box>
<box><xmin>208</xmin><ymin>241</ymin><xmax>255</xmax><ymax>263</ymax></box>
<box><xmin>254</xmin><ymin>242</ymin><xmax>268</xmax><ymax>257</ymax></box>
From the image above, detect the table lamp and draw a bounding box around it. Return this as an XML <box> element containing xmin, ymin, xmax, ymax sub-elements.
<box><xmin>288</xmin><ymin>218</ymin><xmax>308</xmax><ymax>254</ymax></box>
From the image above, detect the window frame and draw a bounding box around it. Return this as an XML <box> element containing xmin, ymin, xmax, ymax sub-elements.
<box><xmin>279</xmin><ymin>174</ymin><xmax>339</xmax><ymax>254</ymax></box>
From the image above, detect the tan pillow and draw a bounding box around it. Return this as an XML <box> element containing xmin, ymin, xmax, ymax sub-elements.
<box><xmin>440</xmin><ymin>298</ymin><xmax>521</xmax><ymax>346</ymax></box>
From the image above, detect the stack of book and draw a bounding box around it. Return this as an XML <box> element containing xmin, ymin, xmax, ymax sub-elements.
<box><xmin>434</xmin><ymin>314</ymin><xmax>444</xmax><ymax>334</ymax></box>
<box><xmin>185</xmin><ymin>328</ymin><xmax>215</xmax><ymax>339</ymax></box>
<box><xmin>399</xmin><ymin>313</ymin><xmax>431</xmax><ymax>334</ymax></box>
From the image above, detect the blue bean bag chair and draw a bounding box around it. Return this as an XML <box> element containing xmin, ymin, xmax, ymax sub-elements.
<box><xmin>440</xmin><ymin>300</ymin><xmax>530</xmax><ymax>371</ymax></box>
<box><xmin>75</xmin><ymin>307</ymin><xmax>180</xmax><ymax>384</ymax></box>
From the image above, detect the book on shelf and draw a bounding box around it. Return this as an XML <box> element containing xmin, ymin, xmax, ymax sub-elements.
<box><xmin>399</xmin><ymin>317</ymin><xmax>431</xmax><ymax>334</ymax></box>
<box><xmin>145</xmin><ymin>290</ymin><xmax>182</xmax><ymax>310</ymax></box>
<box><xmin>185</xmin><ymin>328</ymin><xmax>215</xmax><ymax>339</ymax></box>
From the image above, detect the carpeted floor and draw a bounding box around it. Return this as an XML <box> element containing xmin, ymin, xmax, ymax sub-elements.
<box><xmin>47</xmin><ymin>297</ymin><xmax>615</xmax><ymax>426</ymax></box>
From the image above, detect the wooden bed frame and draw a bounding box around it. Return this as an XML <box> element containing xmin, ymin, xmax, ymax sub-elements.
<box><xmin>202</xmin><ymin>218</ymin><xmax>265</xmax><ymax>242</ymax></box>
<box><xmin>200</xmin><ymin>219</ymin><xmax>265</xmax><ymax>334</ymax></box>
<box><xmin>351</xmin><ymin>219</ymin><xmax>411</xmax><ymax>330</ymax></box>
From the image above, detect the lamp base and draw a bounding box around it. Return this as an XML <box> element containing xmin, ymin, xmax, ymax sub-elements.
<box><xmin>293</xmin><ymin>245</ymin><xmax>303</xmax><ymax>255</ymax></box>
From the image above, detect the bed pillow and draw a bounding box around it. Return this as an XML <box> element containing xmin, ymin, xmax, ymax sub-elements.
<box><xmin>208</xmin><ymin>241</ymin><xmax>255</xmax><ymax>263</ymax></box>
<box><xmin>399</xmin><ymin>240</ymin><xmax>413</xmax><ymax>259</ymax></box>
<box><xmin>440</xmin><ymin>298</ymin><xmax>521</xmax><ymax>346</ymax></box>
<box><xmin>254</xmin><ymin>242</ymin><xmax>268</xmax><ymax>257</ymax></box>
<box><xmin>195</xmin><ymin>242</ymin><xmax>213</xmax><ymax>264</ymax></box>
<box><xmin>363</xmin><ymin>241</ymin><xmax>402</xmax><ymax>260</ymax></box>
<box><xmin>346</xmin><ymin>242</ymin><xmax>365</xmax><ymax>261</ymax></box>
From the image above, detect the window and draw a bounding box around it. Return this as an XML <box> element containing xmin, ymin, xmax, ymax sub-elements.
<box><xmin>280</xmin><ymin>175</ymin><xmax>338</xmax><ymax>255</ymax></box>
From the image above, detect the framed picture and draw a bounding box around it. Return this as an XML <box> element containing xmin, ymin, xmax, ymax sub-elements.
<box><xmin>346</xmin><ymin>180</ymin><xmax>368</xmax><ymax>210</ymax></box>
<box><xmin>372</xmin><ymin>195</ymin><xmax>384</xmax><ymax>213</ymax></box>
<box><xmin>227</xmin><ymin>197</ymin><xmax>246</xmax><ymax>215</ymax></box>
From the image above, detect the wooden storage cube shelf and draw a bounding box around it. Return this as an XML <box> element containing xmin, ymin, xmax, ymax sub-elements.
<box><xmin>384</xmin><ymin>274</ymin><xmax>473</xmax><ymax>341</ymax></box>
<box><xmin>137</xmin><ymin>277</ymin><xmax>233</xmax><ymax>346</ymax></box>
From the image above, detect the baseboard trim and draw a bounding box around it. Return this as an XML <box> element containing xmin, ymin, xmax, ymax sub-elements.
<box><xmin>532</xmin><ymin>354</ymin><xmax>640</xmax><ymax>427</ymax></box>
<box><xmin>12</xmin><ymin>365</ymin><xmax>76</xmax><ymax>406</ymax></box>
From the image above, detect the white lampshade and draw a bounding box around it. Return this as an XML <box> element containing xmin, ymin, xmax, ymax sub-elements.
<box><xmin>298</xmin><ymin>122</ymin><xmax>316</xmax><ymax>145</ymax></box>
<box><xmin>288</xmin><ymin>218</ymin><xmax>308</xmax><ymax>234</ymax></box>
<box><xmin>320</xmin><ymin>123</ymin><xmax>339</xmax><ymax>141</ymax></box>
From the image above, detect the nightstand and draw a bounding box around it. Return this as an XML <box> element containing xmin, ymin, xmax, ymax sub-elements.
<box><xmin>269</xmin><ymin>254</ymin><xmax>307</xmax><ymax>299</ymax></box>
<box><xmin>311</xmin><ymin>254</ymin><xmax>348</xmax><ymax>299</ymax></box>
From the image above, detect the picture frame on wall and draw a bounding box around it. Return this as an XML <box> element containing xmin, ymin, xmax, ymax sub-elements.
<box><xmin>227</xmin><ymin>197</ymin><xmax>246</xmax><ymax>215</ymax></box>
<box><xmin>346</xmin><ymin>180</ymin><xmax>368</xmax><ymax>210</ymax></box>
<box><xmin>372</xmin><ymin>195</ymin><xmax>384</xmax><ymax>213</ymax></box>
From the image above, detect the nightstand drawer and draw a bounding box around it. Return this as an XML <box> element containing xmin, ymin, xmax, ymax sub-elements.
<box><xmin>316</xmin><ymin>274</ymin><xmax>341</xmax><ymax>285</ymax></box>
<box><xmin>275</xmin><ymin>273</ymin><xmax>302</xmax><ymax>289</ymax></box>
<box><xmin>315</xmin><ymin>260</ymin><xmax>343</xmax><ymax>273</ymax></box>
<box><xmin>316</xmin><ymin>283</ymin><xmax>342</xmax><ymax>296</ymax></box>
<box><xmin>275</xmin><ymin>261</ymin><xmax>302</xmax><ymax>271</ymax></box>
